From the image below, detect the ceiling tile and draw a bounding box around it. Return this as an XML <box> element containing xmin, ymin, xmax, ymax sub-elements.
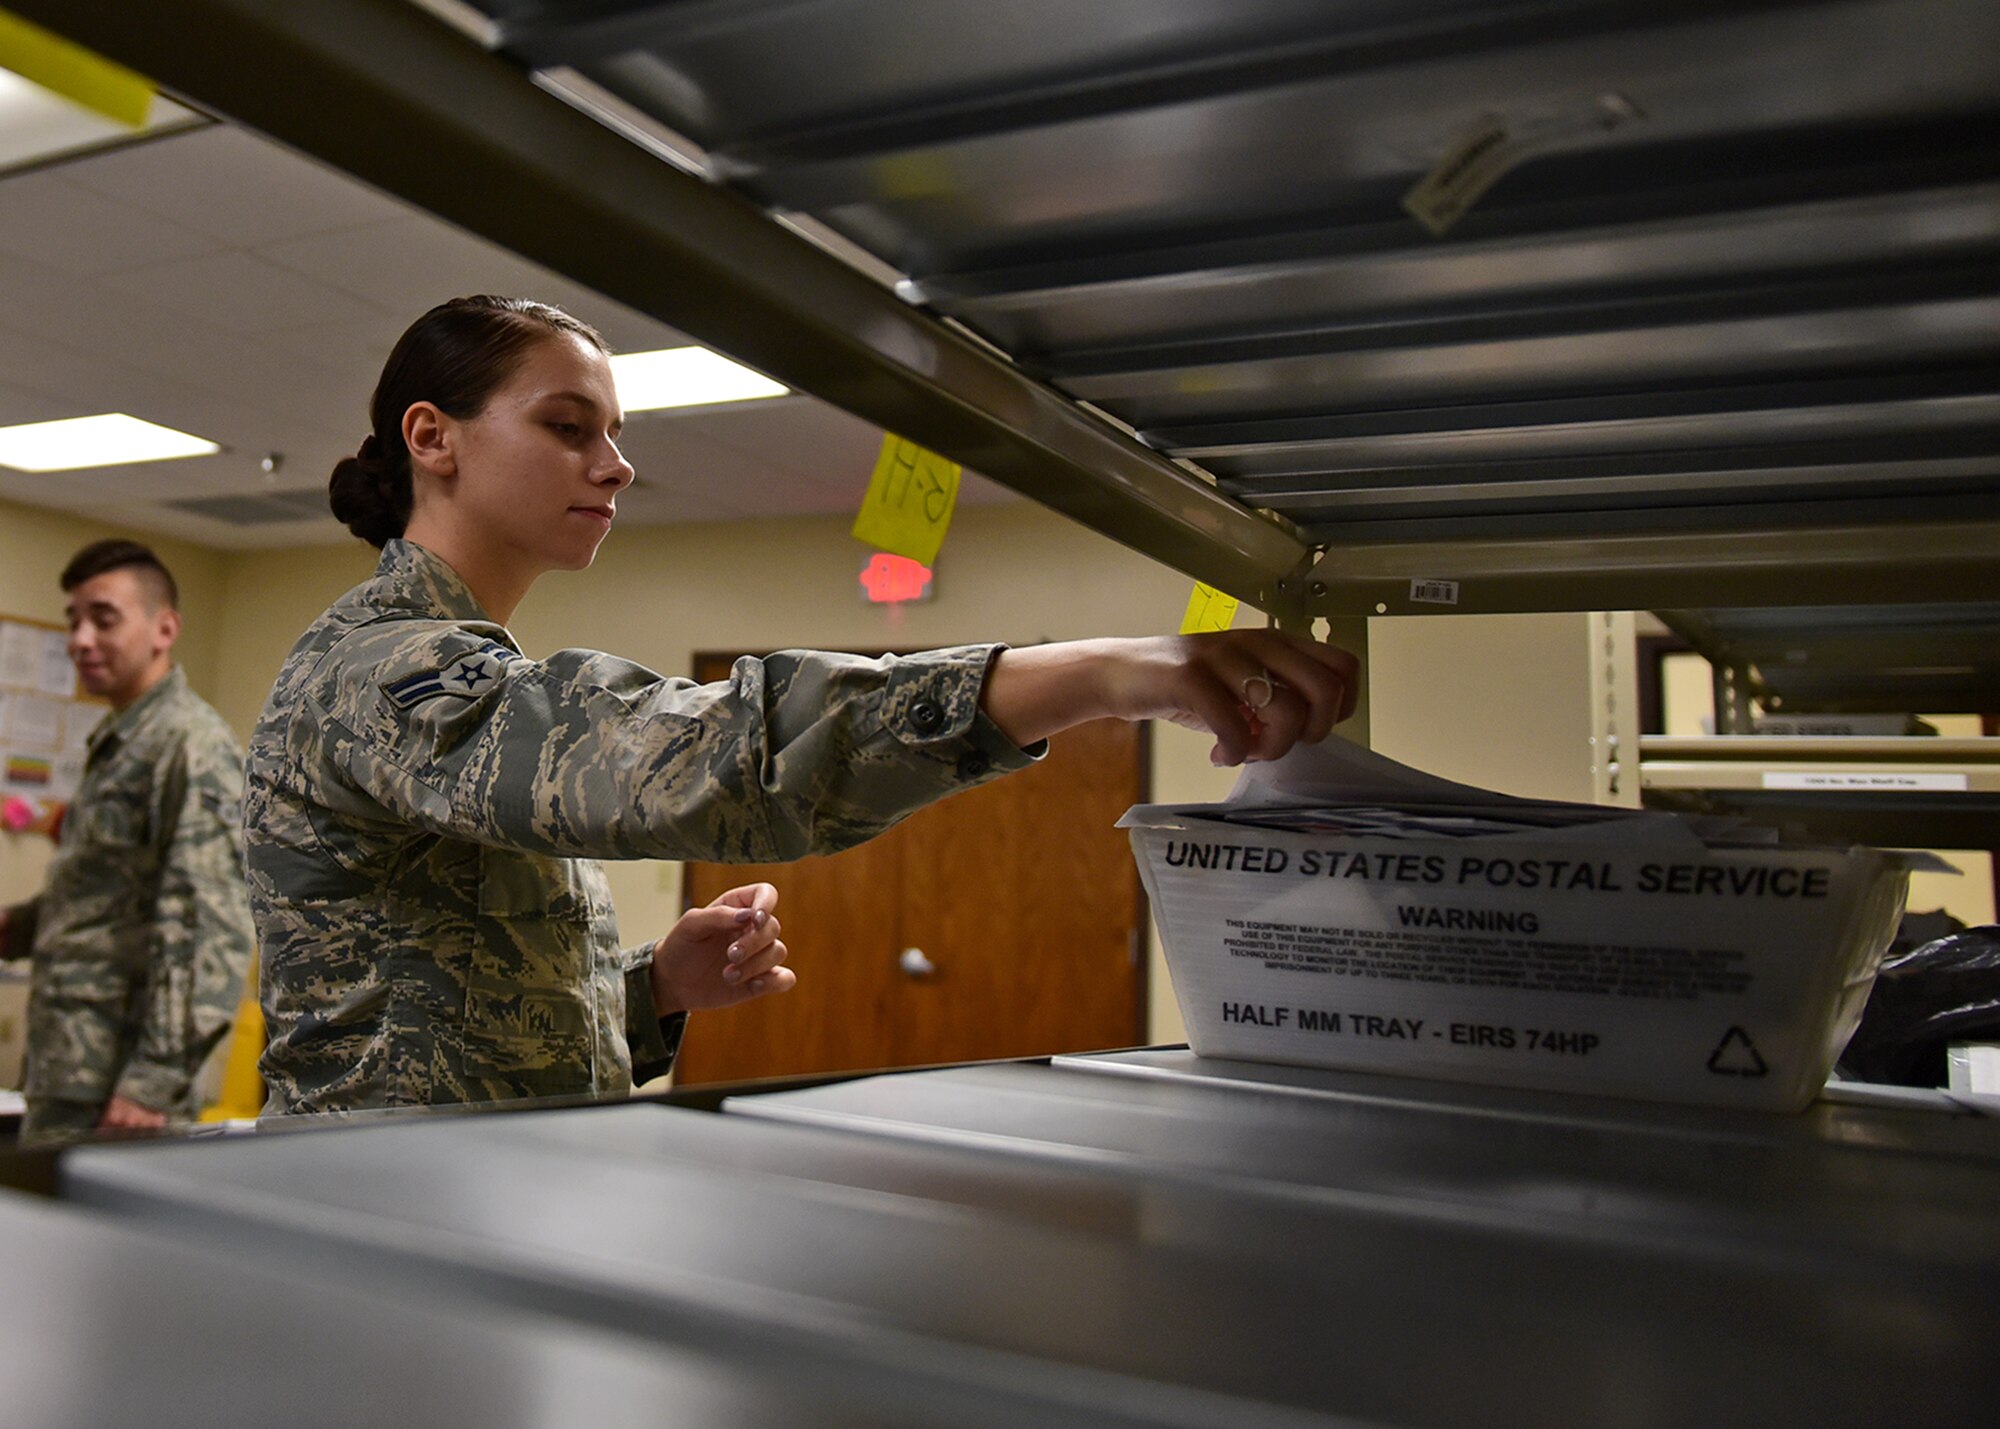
<box><xmin>262</xmin><ymin>309</ymin><xmax>411</xmax><ymax>379</ymax></box>
<box><xmin>0</xmin><ymin>170</ymin><xmax>220</xmax><ymax>275</ymax></box>
<box><xmin>956</xmin><ymin>471</ymin><xmax>1014</xmax><ymax>507</ymax></box>
<box><xmin>103</xmin><ymin>250</ymin><xmax>376</xmax><ymax>335</ymax></box>
<box><xmin>261</xmin><ymin>217</ymin><xmax>689</xmax><ymax>351</ymax></box>
<box><xmin>64</xmin><ymin>125</ymin><xmax>416</xmax><ymax>246</ymax></box>
<box><xmin>0</xmin><ymin>115</ymin><xmax>1002</xmax><ymax>550</ymax></box>
<box><xmin>0</xmin><ymin>377</ymin><xmax>73</xmax><ymax>427</ymax></box>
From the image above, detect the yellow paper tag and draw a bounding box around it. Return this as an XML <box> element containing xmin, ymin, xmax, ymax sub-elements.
<box><xmin>1180</xmin><ymin>582</ymin><xmax>1240</xmax><ymax>634</ymax></box>
<box><xmin>0</xmin><ymin>10</ymin><xmax>155</xmax><ymax>128</ymax></box>
<box><xmin>852</xmin><ymin>433</ymin><xmax>961</xmax><ymax>567</ymax></box>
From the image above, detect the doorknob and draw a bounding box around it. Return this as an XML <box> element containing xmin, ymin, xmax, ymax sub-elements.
<box><xmin>899</xmin><ymin>947</ymin><xmax>937</xmax><ymax>978</ymax></box>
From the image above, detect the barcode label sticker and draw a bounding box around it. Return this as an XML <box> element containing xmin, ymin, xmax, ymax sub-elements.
<box><xmin>1409</xmin><ymin>579</ymin><xmax>1460</xmax><ymax>606</ymax></box>
<box><xmin>1763</xmin><ymin>772</ymin><xmax>1969</xmax><ymax>792</ymax></box>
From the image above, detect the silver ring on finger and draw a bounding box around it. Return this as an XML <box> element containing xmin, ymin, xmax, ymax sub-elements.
<box><xmin>1240</xmin><ymin>669</ymin><xmax>1287</xmax><ymax>710</ymax></box>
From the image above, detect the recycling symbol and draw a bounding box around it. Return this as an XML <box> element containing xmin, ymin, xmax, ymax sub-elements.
<box><xmin>1706</xmin><ymin>1026</ymin><xmax>1768</xmax><ymax>1077</ymax></box>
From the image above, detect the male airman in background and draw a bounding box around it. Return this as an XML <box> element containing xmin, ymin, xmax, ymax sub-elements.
<box><xmin>0</xmin><ymin>540</ymin><xmax>253</xmax><ymax>1147</ymax></box>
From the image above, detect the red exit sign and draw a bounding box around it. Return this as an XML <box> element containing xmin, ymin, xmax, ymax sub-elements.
<box><xmin>859</xmin><ymin>552</ymin><xmax>935</xmax><ymax>604</ymax></box>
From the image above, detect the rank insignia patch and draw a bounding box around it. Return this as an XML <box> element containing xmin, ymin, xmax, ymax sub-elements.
<box><xmin>383</xmin><ymin>644</ymin><xmax>517</xmax><ymax>708</ymax></box>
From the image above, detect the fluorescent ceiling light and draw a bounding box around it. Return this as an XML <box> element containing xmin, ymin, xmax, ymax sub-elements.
<box><xmin>610</xmin><ymin>347</ymin><xmax>787</xmax><ymax>412</ymax></box>
<box><xmin>0</xmin><ymin>68</ymin><xmax>201</xmax><ymax>173</ymax></box>
<box><xmin>0</xmin><ymin>414</ymin><xmax>220</xmax><ymax>472</ymax></box>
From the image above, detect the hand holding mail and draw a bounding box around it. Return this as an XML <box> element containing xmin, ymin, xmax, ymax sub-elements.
<box><xmin>649</xmin><ymin>881</ymin><xmax>793</xmax><ymax>1016</ymax></box>
<box><xmin>1103</xmin><ymin>631</ymin><xmax>1358</xmax><ymax>766</ymax></box>
<box><xmin>983</xmin><ymin>631</ymin><xmax>1357</xmax><ymax>766</ymax></box>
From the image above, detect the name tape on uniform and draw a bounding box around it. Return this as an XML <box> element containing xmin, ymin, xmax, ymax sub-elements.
<box><xmin>0</xmin><ymin>11</ymin><xmax>155</xmax><ymax>127</ymax></box>
<box><xmin>1180</xmin><ymin>582</ymin><xmax>1240</xmax><ymax>634</ymax></box>
<box><xmin>852</xmin><ymin>434</ymin><xmax>961</xmax><ymax>567</ymax></box>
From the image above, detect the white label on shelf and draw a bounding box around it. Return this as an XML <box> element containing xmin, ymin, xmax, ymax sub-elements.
<box><xmin>1761</xmin><ymin>771</ymin><xmax>1969</xmax><ymax>791</ymax></box>
<box><xmin>1402</xmin><ymin>118</ymin><xmax>1526</xmax><ymax>235</ymax></box>
<box><xmin>1409</xmin><ymin>579</ymin><xmax>1460</xmax><ymax>606</ymax></box>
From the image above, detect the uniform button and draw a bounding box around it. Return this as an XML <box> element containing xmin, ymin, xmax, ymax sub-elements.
<box><xmin>957</xmin><ymin>751</ymin><xmax>991</xmax><ymax>779</ymax></box>
<box><xmin>910</xmin><ymin>699</ymin><xmax>944</xmax><ymax>734</ymax></box>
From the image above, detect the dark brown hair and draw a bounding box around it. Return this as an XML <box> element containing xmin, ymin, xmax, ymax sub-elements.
<box><xmin>60</xmin><ymin>539</ymin><xmax>178</xmax><ymax>611</ymax></box>
<box><xmin>329</xmin><ymin>295</ymin><xmax>607</xmax><ymax>547</ymax></box>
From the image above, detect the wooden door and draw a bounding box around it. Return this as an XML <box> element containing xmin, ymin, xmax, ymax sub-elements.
<box><xmin>676</xmin><ymin>654</ymin><xmax>1146</xmax><ymax>1084</ymax></box>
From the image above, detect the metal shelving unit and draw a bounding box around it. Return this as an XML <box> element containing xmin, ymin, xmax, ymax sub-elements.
<box><xmin>1640</xmin><ymin>605</ymin><xmax>2000</xmax><ymax>845</ymax></box>
<box><xmin>1641</xmin><ymin>733</ymin><xmax>2000</xmax><ymax>846</ymax></box>
<box><xmin>1659</xmin><ymin>603</ymin><xmax>2000</xmax><ymax>731</ymax></box>
<box><xmin>18</xmin><ymin>0</ymin><xmax>2000</xmax><ymax>625</ymax></box>
<box><xmin>8</xmin><ymin>8</ymin><xmax>2000</xmax><ymax>1421</ymax></box>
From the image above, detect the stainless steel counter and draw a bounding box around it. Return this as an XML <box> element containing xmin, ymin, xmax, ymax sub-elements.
<box><xmin>57</xmin><ymin>1054</ymin><xmax>2000</xmax><ymax>1427</ymax></box>
<box><xmin>0</xmin><ymin>1183</ymin><xmax>1019</xmax><ymax>1428</ymax></box>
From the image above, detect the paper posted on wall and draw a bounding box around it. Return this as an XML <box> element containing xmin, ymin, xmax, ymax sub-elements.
<box><xmin>1123</xmin><ymin>740</ymin><xmax>1938</xmax><ymax>1112</ymax></box>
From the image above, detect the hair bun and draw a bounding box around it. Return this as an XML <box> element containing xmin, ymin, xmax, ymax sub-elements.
<box><xmin>328</xmin><ymin>436</ymin><xmax>407</xmax><ymax>548</ymax></box>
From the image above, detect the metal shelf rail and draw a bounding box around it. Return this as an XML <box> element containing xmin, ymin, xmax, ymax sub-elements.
<box><xmin>1643</xmin><ymin>603</ymin><xmax>2000</xmax><ymax>843</ymax></box>
<box><xmin>1639</xmin><ymin>734</ymin><xmax>2000</xmax><ymax>846</ymax></box>
<box><xmin>1657</xmin><ymin>603</ymin><xmax>2000</xmax><ymax>732</ymax></box>
<box><xmin>19</xmin><ymin>0</ymin><xmax>2000</xmax><ymax>621</ymax></box>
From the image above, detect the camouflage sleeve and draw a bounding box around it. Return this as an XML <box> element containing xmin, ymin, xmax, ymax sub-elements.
<box><xmin>311</xmin><ymin>624</ymin><xmax>1042</xmax><ymax>863</ymax></box>
<box><xmin>1</xmin><ymin>895</ymin><xmax>37</xmax><ymax>960</ymax></box>
<box><xmin>115</xmin><ymin>731</ymin><xmax>255</xmax><ymax>1112</ymax></box>
<box><xmin>626</xmin><ymin>961</ymin><xmax>688</xmax><ymax>1087</ymax></box>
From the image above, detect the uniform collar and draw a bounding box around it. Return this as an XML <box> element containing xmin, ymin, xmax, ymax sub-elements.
<box><xmin>87</xmin><ymin>664</ymin><xmax>185</xmax><ymax>757</ymax></box>
<box><xmin>373</xmin><ymin>538</ymin><xmax>493</xmax><ymax>623</ymax></box>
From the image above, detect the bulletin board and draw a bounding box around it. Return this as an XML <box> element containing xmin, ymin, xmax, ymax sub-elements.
<box><xmin>0</xmin><ymin>613</ymin><xmax>98</xmax><ymax>808</ymax></box>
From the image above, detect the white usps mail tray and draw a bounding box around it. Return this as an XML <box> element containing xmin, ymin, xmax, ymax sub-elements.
<box><xmin>1123</xmin><ymin>742</ymin><xmax>1923</xmax><ymax>1113</ymax></box>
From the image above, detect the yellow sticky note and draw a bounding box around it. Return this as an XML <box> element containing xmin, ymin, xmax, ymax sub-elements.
<box><xmin>852</xmin><ymin>433</ymin><xmax>961</xmax><ymax>567</ymax></box>
<box><xmin>0</xmin><ymin>10</ymin><xmax>155</xmax><ymax>128</ymax></box>
<box><xmin>1180</xmin><ymin>582</ymin><xmax>1239</xmax><ymax>634</ymax></box>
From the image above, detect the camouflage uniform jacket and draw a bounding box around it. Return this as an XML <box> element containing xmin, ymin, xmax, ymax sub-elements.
<box><xmin>247</xmin><ymin>539</ymin><xmax>1037</xmax><ymax>1115</ymax></box>
<box><xmin>12</xmin><ymin>666</ymin><xmax>254</xmax><ymax>1116</ymax></box>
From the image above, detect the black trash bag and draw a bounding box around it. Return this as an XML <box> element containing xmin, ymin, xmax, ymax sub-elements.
<box><xmin>1838</xmin><ymin>924</ymin><xmax>2000</xmax><ymax>1087</ymax></box>
<box><xmin>1886</xmin><ymin>908</ymin><xmax>1965</xmax><ymax>960</ymax></box>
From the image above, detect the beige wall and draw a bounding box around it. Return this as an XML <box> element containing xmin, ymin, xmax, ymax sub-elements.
<box><xmin>1367</xmin><ymin>611</ymin><xmax>1608</xmax><ymax>804</ymax></box>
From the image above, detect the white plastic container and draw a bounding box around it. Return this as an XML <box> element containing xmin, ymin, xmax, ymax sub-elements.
<box><xmin>1124</xmin><ymin>747</ymin><xmax>1920</xmax><ymax>1113</ymax></box>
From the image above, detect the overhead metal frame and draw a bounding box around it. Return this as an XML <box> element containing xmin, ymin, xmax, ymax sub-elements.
<box><xmin>460</xmin><ymin>0</ymin><xmax>2000</xmax><ymax>615</ymax></box>
<box><xmin>14</xmin><ymin>0</ymin><xmax>1311</xmax><ymax>619</ymax></box>
<box><xmin>20</xmin><ymin>0</ymin><xmax>2000</xmax><ymax>618</ymax></box>
<box><xmin>1659</xmin><ymin>604</ymin><xmax>2000</xmax><ymax>716</ymax></box>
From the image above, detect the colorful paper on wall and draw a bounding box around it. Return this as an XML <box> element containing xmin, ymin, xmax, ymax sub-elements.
<box><xmin>3</xmin><ymin>752</ymin><xmax>50</xmax><ymax>787</ymax></box>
